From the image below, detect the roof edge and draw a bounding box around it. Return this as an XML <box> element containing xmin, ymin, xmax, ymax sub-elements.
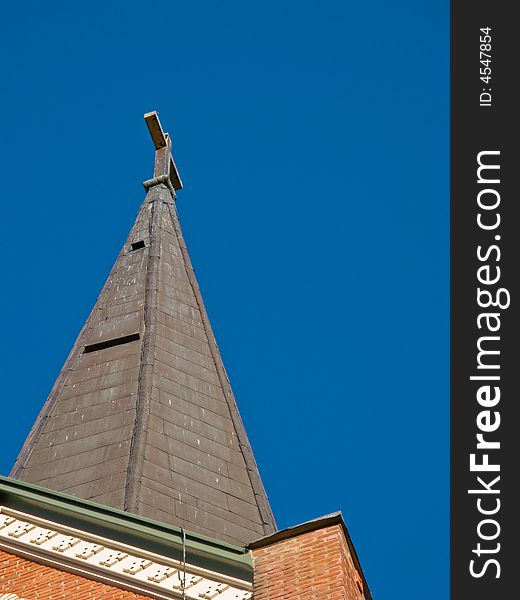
<box><xmin>0</xmin><ymin>476</ymin><xmax>251</xmax><ymax>581</ymax></box>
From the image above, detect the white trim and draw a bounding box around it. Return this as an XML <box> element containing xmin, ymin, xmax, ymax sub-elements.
<box><xmin>0</xmin><ymin>507</ymin><xmax>252</xmax><ymax>600</ymax></box>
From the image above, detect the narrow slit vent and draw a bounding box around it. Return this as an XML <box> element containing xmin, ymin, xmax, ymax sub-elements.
<box><xmin>83</xmin><ymin>332</ymin><xmax>140</xmax><ymax>354</ymax></box>
<box><xmin>130</xmin><ymin>240</ymin><xmax>145</xmax><ymax>251</ymax></box>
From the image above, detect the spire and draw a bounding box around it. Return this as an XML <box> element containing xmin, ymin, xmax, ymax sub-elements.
<box><xmin>10</xmin><ymin>112</ymin><xmax>277</xmax><ymax>545</ymax></box>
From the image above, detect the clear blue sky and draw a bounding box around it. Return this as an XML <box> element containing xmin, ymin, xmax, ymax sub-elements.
<box><xmin>0</xmin><ymin>2</ymin><xmax>448</xmax><ymax>598</ymax></box>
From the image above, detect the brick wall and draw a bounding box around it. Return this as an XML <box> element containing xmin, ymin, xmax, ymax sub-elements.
<box><xmin>0</xmin><ymin>549</ymin><xmax>151</xmax><ymax>599</ymax></box>
<box><xmin>251</xmin><ymin>524</ymin><xmax>367</xmax><ymax>600</ymax></box>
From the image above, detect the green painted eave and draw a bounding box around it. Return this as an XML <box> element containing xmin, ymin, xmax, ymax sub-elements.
<box><xmin>0</xmin><ymin>476</ymin><xmax>252</xmax><ymax>581</ymax></box>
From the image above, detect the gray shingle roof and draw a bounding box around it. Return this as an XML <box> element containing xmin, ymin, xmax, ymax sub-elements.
<box><xmin>10</xmin><ymin>176</ymin><xmax>276</xmax><ymax>545</ymax></box>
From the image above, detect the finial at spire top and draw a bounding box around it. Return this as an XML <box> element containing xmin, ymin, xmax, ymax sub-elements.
<box><xmin>144</xmin><ymin>111</ymin><xmax>183</xmax><ymax>190</ymax></box>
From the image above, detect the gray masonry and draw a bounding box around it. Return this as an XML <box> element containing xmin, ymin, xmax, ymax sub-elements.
<box><xmin>10</xmin><ymin>116</ymin><xmax>277</xmax><ymax>545</ymax></box>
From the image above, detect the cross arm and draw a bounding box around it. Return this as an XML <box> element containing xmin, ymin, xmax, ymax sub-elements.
<box><xmin>144</xmin><ymin>111</ymin><xmax>183</xmax><ymax>190</ymax></box>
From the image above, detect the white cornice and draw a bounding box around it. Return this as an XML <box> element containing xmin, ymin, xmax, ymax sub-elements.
<box><xmin>0</xmin><ymin>507</ymin><xmax>252</xmax><ymax>600</ymax></box>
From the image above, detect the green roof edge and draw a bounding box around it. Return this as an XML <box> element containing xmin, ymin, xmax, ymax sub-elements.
<box><xmin>0</xmin><ymin>475</ymin><xmax>252</xmax><ymax>581</ymax></box>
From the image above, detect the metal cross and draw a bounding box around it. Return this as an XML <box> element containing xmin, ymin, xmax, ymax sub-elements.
<box><xmin>144</xmin><ymin>111</ymin><xmax>183</xmax><ymax>190</ymax></box>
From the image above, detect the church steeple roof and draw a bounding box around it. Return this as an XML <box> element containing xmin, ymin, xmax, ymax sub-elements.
<box><xmin>10</xmin><ymin>112</ymin><xmax>276</xmax><ymax>545</ymax></box>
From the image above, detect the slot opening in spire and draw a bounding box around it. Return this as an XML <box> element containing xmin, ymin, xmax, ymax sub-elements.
<box><xmin>130</xmin><ymin>240</ymin><xmax>146</xmax><ymax>251</ymax></box>
<box><xmin>83</xmin><ymin>333</ymin><xmax>140</xmax><ymax>354</ymax></box>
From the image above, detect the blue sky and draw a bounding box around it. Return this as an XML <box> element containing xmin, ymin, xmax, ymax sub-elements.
<box><xmin>0</xmin><ymin>2</ymin><xmax>448</xmax><ymax>598</ymax></box>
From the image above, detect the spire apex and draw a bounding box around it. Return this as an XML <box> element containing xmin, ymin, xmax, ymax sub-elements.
<box><xmin>144</xmin><ymin>110</ymin><xmax>183</xmax><ymax>191</ymax></box>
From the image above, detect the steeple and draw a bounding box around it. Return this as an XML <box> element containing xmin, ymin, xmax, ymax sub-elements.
<box><xmin>10</xmin><ymin>112</ymin><xmax>276</xmax><ymax>545</ymax></box>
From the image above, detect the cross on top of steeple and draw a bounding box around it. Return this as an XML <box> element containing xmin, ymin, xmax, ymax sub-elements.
<box><xmin>144</xmin><ymin>111</ymin><xmax>183</xmax><ymax>190</ymax></box>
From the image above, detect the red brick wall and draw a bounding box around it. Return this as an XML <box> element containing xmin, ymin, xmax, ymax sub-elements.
<box><xmin>0</xmin><ymin>549</ymin><xmax>151</xmax><ymax>599</ymax></box>
<box><xmin>251</xmin><ymin>524</ymin><xmax>367</xmax><ymax>600</ymax></box>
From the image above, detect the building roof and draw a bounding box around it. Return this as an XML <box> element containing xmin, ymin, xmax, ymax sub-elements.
<box><xmin>10</xmin><ymin>113</ymin><xmax>276</xmax><ymax>546</ymax></box>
